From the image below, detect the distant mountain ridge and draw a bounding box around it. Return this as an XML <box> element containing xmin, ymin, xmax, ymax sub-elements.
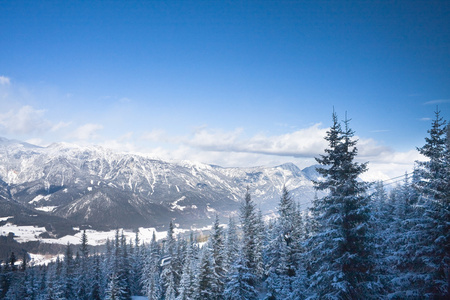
<box><xmin>0</xmin><ymin>137</ymin><xmax>321</xmax><ymax>231</ymax></box>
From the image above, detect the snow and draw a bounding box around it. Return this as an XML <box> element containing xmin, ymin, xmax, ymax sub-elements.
<box><xmin>28</xmin><ymin>253</ymin><xmax>64</xmax><ymax>266</ymax></box>
<box><xmin>29</xmin><ymin>194</ymin><xmax>44</xmax><ymax>204</ymax></box>
<box><xmin>0</xmin><ymin>222</ymin><xmax>210</xmax><ymax>246</ymax></box>
<box><xmin>0</xmin><ymin>223</ymin><xmax>47</xmax><ymax>242</ymax></box>
<box><xmin>29</xmin><ymin>194</ymin><xmax>51</xmax><ymax>204</ymax></box>
<box><xmin>0</xmin><ymin>216</ymin><xmax>13</xmax><ymax>222</ymax></box>
<box><xmin>171</xmin><ymin>196</ymin><xmax>187</xmax><ymax>211</ymax></box>
<box><xmin>35</xmin><ymin>206</ymin><xmax>58</xmax><ymax>212</ymax></box>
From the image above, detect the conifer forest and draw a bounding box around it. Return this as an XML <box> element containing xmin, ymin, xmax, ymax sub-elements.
<box><xmin>0</xmin><ymin>110</ymin><xmax>449</xmax><ymax>299</ymax></box>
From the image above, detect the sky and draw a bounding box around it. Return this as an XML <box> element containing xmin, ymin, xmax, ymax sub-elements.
<box><xmin>1</xmin><ymin>0</ymin><xmax>449</xmax><ymax>181</ymax></box>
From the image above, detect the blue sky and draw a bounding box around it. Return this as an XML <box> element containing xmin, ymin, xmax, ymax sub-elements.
<box><xmin>1</xmin><ymin>0</ymin><xmax>449</xmax><ymax>180</ymax></box>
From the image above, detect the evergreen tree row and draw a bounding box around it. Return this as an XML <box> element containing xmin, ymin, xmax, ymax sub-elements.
<box><xmin>0</xmin><ymin>109</ymin><xmax>448</xmax><ymax>299</ymax></box>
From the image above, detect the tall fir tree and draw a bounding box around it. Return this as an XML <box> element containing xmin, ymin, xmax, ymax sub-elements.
<box><xmin>265</xmin><ymin>186</ymin><xmax>306</xmax><ymax>299</ymax></box>
<box><xmin>141</xmin><ymin>232</ymin><xmax>162</xmax><ymax>300</ymax></box>
<box><xmin>177</xmin><ymin>232</ymin><xmax>198</xmax><ymax>300</ymax></box>
<box><xmin>240</xmin><ymin>187</ymin><xmax>263</xmax><ymax>283</ymax></box>
<box><xmin>414</xmin><ymin>109</ymin><xmax>450</xmax><ymax>298</ymax></box>
<box><xmin>129</xmin><ymin>230</ymin><xmax>143</xmax><ymax>296</ymax></box>
<box><xmin>77</xmin><ymin>229</ymin><xmax>90</xmax><ymax>299</ymax></box>
<box><xmin>161</xmin><ymin>221</ymin><xmax>178</xmax><ymax>300</ymax></box>
<box><xmin>308</xmin><ymin>111</ymin><xmax>379</xmax><ymax>299</ymax></box>
<box><xmin>64</xmin><ymin>242</ymin><xmax>76</xmax><ymax>299</ymax></box>
<box><xmin>224</xmin><ymin>217</ymin><xmax>240</xmax><ymax>274</ymax></box>
<box><xmin>224</xmin><ymin>251</ymin><xmax>258</xmax><ymax>300</ymax></box>
<box><xmin>210</xmin><ymin>214</ymin><xmax>226</xmax><ymax>298</ymax></box>
<box><xmin>196</xmin><ymin>242</ymin><xmax>217</xmax><ymax>299</ymax></box>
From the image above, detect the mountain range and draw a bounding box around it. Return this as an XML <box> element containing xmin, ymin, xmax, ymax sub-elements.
<box><xmin>0</xmin><ymin>137</ymin><xmax>321</xmax><ymax>234</ymax></box>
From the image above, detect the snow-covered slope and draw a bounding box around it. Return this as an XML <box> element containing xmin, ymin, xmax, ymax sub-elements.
<box><xmin>0</xmin><ymin>137</ymin><xmax>321</xmax><ymax>229</ymax></box>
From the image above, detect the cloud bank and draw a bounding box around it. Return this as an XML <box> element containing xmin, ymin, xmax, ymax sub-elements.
<box><xmin>70</xmin><ymin>123</ymin><xmax>104</xmax><ymax>141</ymax></box>
<box><xmin>0</xmin><ymin>76</ymin><xmax>10</xmax><ymax>85</ymax></box>
<box><xmin>0</xmin><ymin>105</ymin><xmax>51</xmax><ymax>134</ymax></box>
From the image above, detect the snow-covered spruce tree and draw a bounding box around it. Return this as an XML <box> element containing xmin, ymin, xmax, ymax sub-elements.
<box><xmin>103</xmin><ymin>238</ymin><xmax>114</xmax><ymax>298</ymax></box>
<box><xmin>77</xmin><ymin>229</ymin><xmax>90</xmax><ymax>299</ymax></box>
<box><xmin>141</xmin><ymin>232</ymin><xmax>162</xmax><ymax>300</ymax></box>
<box><xmin>120</xmin><ymin>232</ymin><xmax>132</xmax><ymax>298</ymax></box>
<box><xmin>264</xmin><ymin>219</ymin><xmax>283</xmax><ymax>300</ymax></box>
<box><xmin>106</xmin><ymin>229</ymin><xmax>131</xmax><ymax>300</ymax></box>
<box><xmin>106</xmin><ymin>271</ymin><xmax>128</xmax><ymax>300</ymax></box>
<box><xmin>64</xmin><ymin>242</ymin><xmax>76</xmax><ymax>299</ymax></box>
<box><xmin>161</xmin><ymin>221</ymin><xmax>178</xmax><ymax>300</ymax></box>
<box><xmin>23</xmin><ymin>265</ymin><xmax>39</xmax><ymax>300</ymax></box>
<box><xmin>177</xmin><ymin>232</ymin><xmax>198</xmax><ymax>300</ymax></box>
<box><xmin>210</xmin><ymin>214</ymin><xmax>227</xmax><ymax>298</ymax></box>
<box><xmin>240</xmin><ymin>187</ymin><xmax>264</xmax><ymax>283</ymax></box>
<box><xmin>308</xmin><ymin>111</ymin><xmax>379</xmax><ymax>299</ymax></box>
<box><xmin>224</xmin><ymin>251</ymin><xmax>258</xmax><ymax>300</ymax></box>
<box><xmin>264</xmin><ymin>186</ymin><xmax>306</xmax><ymax>299</ymax></box>
<box><xmin>414</xmin><ymin>109</ymin><xmax>450</xmax><ymax>298</ymax></box>
<box><xmin>90</xmin><ymin>254</ymin><xmax>104</xmax><ymax>300</ymax></box>
<box><xmin>370</xmin><ymin>179</ymin><xmax>395</xmax><ymax>293</ymax></box>
<box><xmin>44</xmin><ymin>262</ymin><xmax>66</xmax><ymax>300</ymax></box>
<box><xmin>3</xmin><ymin>264</ymin><xmax>25</xmax><ymax>300</ymax></box>
<box><xmin>255</xmin><ymin>208</ymin><xmax>266</xmax><ymax>279</ymax></box>
<box><xmin>196</xmin><ymin>242</ymin><xmax>217</xmax><ymax>299</ymax></box>
<box><xmin>129</xmin><ymin>231</ymin><xmax>144</xmax><ymax>296</ymax></box>
<box><xmin>224</xmin><ymin>217</ymin><xmax>240</xmax><ymax>274</ymax></box>
<box><xmin>380</xmin><ymin>174</ymin><xmax>422</xmax><ymax>297</ymax></box>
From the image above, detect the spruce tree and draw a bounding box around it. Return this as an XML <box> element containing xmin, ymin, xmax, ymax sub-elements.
<box><xmin>161</xmin><ymin>222</ymin><xmax>178</xmax><ymax>299</ymax></box>
<box><xmin>265</xmin><ymin>186</ymin><xmax>306</xmax><ymax>299</ymax></box>
<box><xmin>64</xmin><ymin>243</ymin><xmax>75</xmax><ymax>299</ymax></box>
<box><xmin>91</xmin><ymin>254</ymin><xmax>103</xmax><ymax>300</ymax></box>
<box><xmin>129</xmin><ymin>230</ymin><xmax>143</xmax><ymax>296</ymax></box>
<box><xmin>77</xmin><ymin>230</ymin><xmax>90</xmax><ymax>299</ymax></box>
<box><xmin>414</xmin><ymin>109</ymin><xmax>450</xmax><ymax>298</ymax></box>
<box><xmin>240</xmin><ymin>187</ymin><xmax>263</xmax><ymax>283</ymax></box>
<box><xmin>177</xmin><ymin>233</ymin><xmax>197</xmax><ymax>300</ymax></box>
<box><xmin>224</xmin><ymin>217</ymin><xmax>239</xmax><ymax>274</ymax></box>
<box><xmin>142</xmin><ymin>232</ymin><xmax>161</xmax><ymax>300</ymax></box>
<box><xmin>210</xmin><ymin>214</ymin><xmax>226</xmax><ymax>298</ymax></box>
<box><xmin>224</xmin><ymin>252</ymin><xmax>258</xmax><ymax>300</ymax></box>
<box><xmin>196</xmin><ymin>243</ymin><xmax>217</xmax><ymax>299</ymax></box>
<box><xmin>308</xmin><ymin>111</ymin><xmax>379</xmax><ymax>299</ymax></box>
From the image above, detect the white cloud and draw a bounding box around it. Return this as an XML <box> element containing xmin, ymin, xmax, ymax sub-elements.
<box><xmin>0</xmin><ymin>76</ymin><xmax>10</xmax><ymax>85</ymax></box>
<box><xmin>51</xmin><ymin>121</ymin><xmax>71</xmax><ymax>132</ymax></box>
<box><xmin>185</xmin><ymin>124</ymin><xmax>328</xmax><ymax>157</ymax></box>
<box><xmin>118</xmin><ymin>132</ymin><xmax>134</xmax><ymax>141</ymax></box>
<box><xmin>98</xmin><ymin>139</ymin><xmax>138</xmax><ymax>153</ymax></box>
<box><xmin>424</xmin><ymin>99</ymin><xmax>450</xmax><ymax>105</ymax></box>
<box><xmin>358</xmin><ymin>149</ymin><xmax>423</xmax><ymax>181</ymax></box>
<box><xmin>70</xmin><ymin>123</ymin><xmax>104</xmax><ymax>141</ymax></box>
<box><xmin>356</xmin><ymin>138</ymin><xmax>391</xmax><ymax>158</ymax></box>
<box><xmin>420</xmin><ymin>117</ymin><xmax>431</xmax><ymax>121</ymax></box>
<box><xmin>0</xmin><ymin>105</ymin><xmax>51</xmax><ymax>134</ymax></box>
<box><xmin>142</xmin><ymin>129</ymin><xmax>169</xmax><ymax>142</ymax></box>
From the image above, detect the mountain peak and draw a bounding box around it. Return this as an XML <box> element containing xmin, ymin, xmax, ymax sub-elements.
<box><xmin>0</xmin><ymin>136</ymin><xmax>42</xmax><ymax>149</ymax></box>
<box><xmin>276</xmin><ymin>162</ymin><xmax>301</xmax><ymax>173</ymax></box>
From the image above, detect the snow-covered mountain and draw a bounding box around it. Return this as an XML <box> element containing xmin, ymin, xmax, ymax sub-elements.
<box><xmin>0</xmin><ymin>137</ymin><xmax>321</xmax><ymax>230</ymax></box>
